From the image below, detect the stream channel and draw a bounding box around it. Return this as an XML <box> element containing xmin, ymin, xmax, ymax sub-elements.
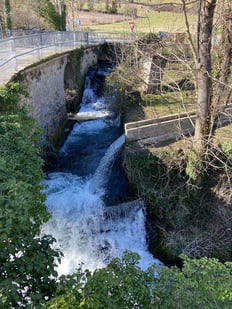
<box><xmin>42</xmin><ymin>65</ymin><xmax>162</xmax><ymax>275</ymax></box>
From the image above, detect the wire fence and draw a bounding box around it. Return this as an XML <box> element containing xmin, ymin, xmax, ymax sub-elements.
<box><xmin>0</xmin><ymin>30</ymin><xmax>132</xmax><ymax>86</ymax></box>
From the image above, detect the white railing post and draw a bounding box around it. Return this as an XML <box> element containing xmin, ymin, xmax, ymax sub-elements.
<box><xmin>36</xmin><ymin>34</ymin><xmax>42</xmax><ymax>61</ymax></box>
<box><xmin>59</xmin><ymin>31</ymin><xmax>63</xmax><ymax>52</ymax></box>
<box><xmin>73</xmin><ymin>31</ymin><xmax>76</xmax><ymax>48</ymax></box>
<box><xmin>10</xmin><ymin>37</ymin><xmax>18</xmax><ymax>71</ymax></box>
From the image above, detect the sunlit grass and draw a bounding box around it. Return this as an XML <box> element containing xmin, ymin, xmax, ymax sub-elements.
<box><xmin>141</xmin><ymin>92</ymin><xmax>196</xmax><ymax>119</ymax></box>
<box><xmin>87</xmin><ymin>10</ymin><xmax>197</xmax><ymax>34</ymax></box>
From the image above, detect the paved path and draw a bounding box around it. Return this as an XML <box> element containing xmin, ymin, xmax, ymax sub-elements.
<box><xmin>0</xmin><ymin>43</ymin><xmax>84</xmax><ymax>86</ymax></box>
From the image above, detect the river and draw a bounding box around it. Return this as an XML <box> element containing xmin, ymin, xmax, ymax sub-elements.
<box><xmin>42</xmin><ymin>65</ymin><xmax>162</xmax><ymax>275</ymax></box>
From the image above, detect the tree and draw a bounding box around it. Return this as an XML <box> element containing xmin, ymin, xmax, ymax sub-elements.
<box><xmin>210</xmin><ymin>0</ymin><xmax>232</xmax><ymax>127</ymax></box>
<box><xmin>46</xmin><ymin>252</ymin><xmax>158</xmax><ymax>308</ymax></box>
<box><xmin>46</xmin><ymin>252</ymin><xmax>232</xmax><ymax>308</ymax></box>
<box><xmin>185</xmin><ymin>0</ymin><xmax>232</xmax><ymax>183</ymax></box>
<box><xmin>37</xmin><ymin>0</ymin><xmax>66</xmax><ymax>30</ymax></box>
<box><xmin>4</xmin><ymin>0</ymin><xmax>11</xmax><ymax>29</ymax></box>
<box><xmin>194</xmin><ymin>0</ymin><xmax>217</xmax><ymax>144</ymax></box>
<box><xmin>106</xmin><ymin>2</ymin><xmax>231</xmax><ymax>261</ymax></box>
<box><xmin>154</xmin><ymin>255</ymin><xmax>232</xmax><ymax>308</ymax></box>
<box><xmin>65</xmin><ymin>0</ymin><xmax>83</xmax><ymax>31</ymax></box>
<box><xmin>109</xmin><ymin>1</ymin><xmax>231</xmax><ymax>184</ymax></box>
<box><xmin>0</xmin><ymin>83</ymin><xmax>62</xmax><ymax>307</ymax></box>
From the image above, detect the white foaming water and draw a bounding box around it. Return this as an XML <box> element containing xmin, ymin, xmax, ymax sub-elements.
<box><xmin>91</xmin><ymin>134</ymin><xmax>126</xmax><ymax>192</ymax></box>
<box><xmin>42</xmin><ymin>136</ymin><xmax>162</xmax><ymax>275</ymax></box>
<box><xmin>76</xmin><ymin>74</ymin><xmax>111</xmax><ymax>120</ymax></box>
<box><xmin>42</xmin><ymin>68</ymin><xmax>162</xmax><ymax>276</ymax></box>
<box><xmin>42</xmin><ymin>172</ymin><xmax>106</xmax><ymax>274</ymax></box>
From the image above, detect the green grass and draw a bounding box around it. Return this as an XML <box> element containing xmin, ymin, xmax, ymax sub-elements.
<box><xmin>141</xmin><ymin>92</ymin><xmax>196</xmax><ymax>119</ymax></box>
<box><xmin>87</xmin><ymin>10</ymin><xmax>197</xmax><ymax>34</ymax></box>
<box><xmin>123</xmin><ymin>91</ymin><xmax>196</xmax><ymax>123</ymax></box>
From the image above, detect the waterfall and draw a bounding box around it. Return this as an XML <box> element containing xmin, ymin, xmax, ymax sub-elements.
<box><xmin>76</xmin><ymin>69</ymin><xmax>111</xmax><ymax>120</ymax></box>
<box><xmin>103</xmin><ymin>199</ymin><xmax>144</xmax><ymax>220</ymax></box>
<box><xmin>91</xmin><ymin>134</ymin><xmax>125</xmax><ymax>193</ymax></box>
<box><xmin>42</xmin><ymin>67</ymin><xmax>162</xmax><ymax>276</ymax></box>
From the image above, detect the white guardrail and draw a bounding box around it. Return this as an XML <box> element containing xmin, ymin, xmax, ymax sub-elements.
<box><xmin>0</xmin><ymin>31</ymin><xmax>131</xmax><ymax>86</ymax></box>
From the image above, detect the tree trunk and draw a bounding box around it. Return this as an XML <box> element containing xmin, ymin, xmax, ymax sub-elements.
<box><xmin>210</xmin><ymin>0</ymin><xmax>232</xmax><ymax>129</ymax></box>
<box><xmin>4</xmin><ymin>0</ymin><xmax>12</xmax><ymax>30</ymax></box>
<box><xmin>194</xmin><ymin>0</ymin><xmax>217</xmax><ymax>147</ymax></box>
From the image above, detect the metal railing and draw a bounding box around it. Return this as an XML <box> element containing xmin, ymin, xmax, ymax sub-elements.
<box><xmin>0</xmin><ymin>31</ymin><xmax>132</xmax><ymax>86</ymax></box>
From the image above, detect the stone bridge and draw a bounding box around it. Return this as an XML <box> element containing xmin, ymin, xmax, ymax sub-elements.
<box><xmin>0</xmin><ymin>31</ymin><xmax>130</xmax><ymax>143</ymax></box>
<box><xmin>1</xmin><ymin>31</ymin><xmax>231</xmax><ymax>147</ymax></box>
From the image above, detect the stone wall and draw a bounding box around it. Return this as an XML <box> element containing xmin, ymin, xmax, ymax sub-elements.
<box><xmin>21</xmin><ymin>55</ymin><xmax>68</xmax><ymax>143</ymax></box>
<box><xmin>20</xmin><ymin>47</ymin><xmax>99</xmax><ymax>144</ymax></box>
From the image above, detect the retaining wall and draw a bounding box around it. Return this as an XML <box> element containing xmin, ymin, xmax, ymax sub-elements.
<box><xmin>19</xmin><ymin>47</ymin><xmax>99</xmax><ymax>143</ymax></box>
<box><xmin>125</xmin><ymin>106</ymin><xmax>232</xmax><ymax>146</ymax></box>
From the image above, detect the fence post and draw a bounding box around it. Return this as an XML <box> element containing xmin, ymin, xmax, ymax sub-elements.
<box><xmin>73</xmin><ymin>31</ymin><xmax>76</xmax><ymax>48</ymax></box>
<box><xmin>10</xmin><ymin>37</ymin><xmax>18</xmax><ymax>71</ymax></box>
<box><xmin>36</xmin><ymin>34</ymin><xmax>41</xmax><ymax>61</ymax></box>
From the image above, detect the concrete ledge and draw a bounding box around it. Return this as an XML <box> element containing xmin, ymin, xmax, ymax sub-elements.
<box><xmin>125</xmin><ymin>105</ymin><xmax>232</xmax><ymax>145</ymax></box>
<box><xmin>125</xmin><ymin>112</ymin><xmax>196</xmax><ymax>142</ymax></box>
<box><xmin>125</xmin><ymin>111</ymin><xmax>196</xmax><ymax>130</ymax></box>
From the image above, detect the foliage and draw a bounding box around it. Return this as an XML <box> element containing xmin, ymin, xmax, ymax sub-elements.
<box><xmin>0</xmin><ymin>82</ymin><xmax>28</xmax><ymax>113</ymax></box>
<box><xmin>123</xmin><ymin>145</ymin><xmax>232</xmax><ymax>262</ymax></box>
<box><xmin>105</xmin><ymin>1</ymin><xmax>118</xmax><ymax>14</ymax></box>
<box><xmin>37</xmin><ymin>0</ymin><xmax>66</xmax><ymax>31</ymax></box>
<box><xmin>4</xmin><ymin>0</ymin><xmax>12</xmax><ymax>29</ymax></box>
<box><xmin>185</xmin><ymin>148</ymin><xmax>204</xmax><ymax>182</ymax></box>
<box><xmin>154</xmin><ymin>255</ymin><xmax>232</xmax><ymax>309</ymax></box>
<box><xmin>221</xmin><ymin>141</ymin><xmax>232</xmax><ymax>160</ymax></box>
<box><xmin>105</xmin><ymin>43</ymin><xmax>143</xmax><ymax>116</ymax></box>
<box><xmin>0</xmin><ymin>83</ymin><xmax>61</xmax><ymax>307</ymax></box>
<box><xmin>47</xmin><ymin>252</ymin><xmax>232</xmax><ymax>309</ymax></box>
<box><xmin>47</xmin><ymin>251</ymin><xmax>158</xmax><ymax>309</ymax></box>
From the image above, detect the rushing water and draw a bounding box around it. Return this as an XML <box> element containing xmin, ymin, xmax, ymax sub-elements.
<box><xmin>42</xmin><ymin>66</ymin><xmax>162</xmax><ymax>275</ymax></box>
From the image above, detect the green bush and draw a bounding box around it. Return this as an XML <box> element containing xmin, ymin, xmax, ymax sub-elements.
<box><xmin>155</xmin><ymin>255</ymin><xmax>232</xmax><ymax>309</ymax></box>
<box><xmin>123</xmin><ymin>146</ymin><xmax>232</xmax><ymax>262</ymax></box>
<box><xmin>0</xmin><ymin>83</ymin><xmax>61</xmax><ymax>308</ymax></box>
<box><xmin>47</xmin><ymin>252</ymin><xmax>232</xmax><ymax>309</ymax></box>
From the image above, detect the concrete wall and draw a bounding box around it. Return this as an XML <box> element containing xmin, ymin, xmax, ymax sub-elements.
<box><xmin>21</xmin><ymin>55</ymin><xmax>68</xmax><ymax>142</ymax></box>
<box><xmin>20</xmin><ymin>47</ymin><xmax>99</xmax><ymax>143</ymax></box>
<box><xmin>125</xmin><ymin>112</ymin><xmax>196</xmax><ymax>146</ymax></box>
<box><xmin>125</xmin><ymin>106</ymin><xmax>232</xmax><ymax>147</ymax></box>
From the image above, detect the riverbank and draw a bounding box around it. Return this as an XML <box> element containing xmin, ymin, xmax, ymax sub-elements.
<box><xmin>123</xmin><ymin>123</ymin><xmax>232</xmax><ymax>264</ymax></box>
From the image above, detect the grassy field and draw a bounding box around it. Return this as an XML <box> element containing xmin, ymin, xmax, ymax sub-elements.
<box><xmin>86</xmin><ymin>11</ymin><xmax>197</xmax><ymax>34</ymax></box>
<box><xmin>123</xmin><ymin>91</ymin><xmax>196</xmax><ymax>123</ymax></box>
<box><xmin>80</xmin><ymin>1</ymin><xmax>198</xmax><ymax>121</ymax></box>
<box><xmin>79</xmin><ymin>1</ymin><xmax>197</xmax><ymax>34</ymax></box>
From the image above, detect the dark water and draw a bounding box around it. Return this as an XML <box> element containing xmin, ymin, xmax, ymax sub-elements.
<box><xmin>42</xmin><ymin>66</ymin><xmax>162</xmax><ymax>275</ymax></box>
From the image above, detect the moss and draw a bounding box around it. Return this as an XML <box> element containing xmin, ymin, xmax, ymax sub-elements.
<box><xmin>149</xmin><ymin>230</ymin><xmax>181</xmax><ymax>266</ymax></box>
<box><xmin>68</xmin><ymin>46</ymin><xmax>93</xmax><ymax>106</ymax></box>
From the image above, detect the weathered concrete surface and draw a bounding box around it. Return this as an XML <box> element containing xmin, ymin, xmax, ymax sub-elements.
<box><xmin>80</xmin><ymin>48</ymin><xmax>98</xmax><ymax>75</ymax></box>
<box><xmin>21</xmin><ymin>55</ymin><xmax>68</xmax><ymax>142</ymax></box>
<box><xmin>125</xmin><ymin>106</ymin><xmax>232</xmax><ymax>146</ymax></box>
<box><xmin>125</xmin><ymin>111</ymin><xmax>196</xmax><ymax>145</ymax></box>
<box><xmin>20</xmin><ymin>47</ymin><xmax>99</xmax><ymax>143</ymax></box>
